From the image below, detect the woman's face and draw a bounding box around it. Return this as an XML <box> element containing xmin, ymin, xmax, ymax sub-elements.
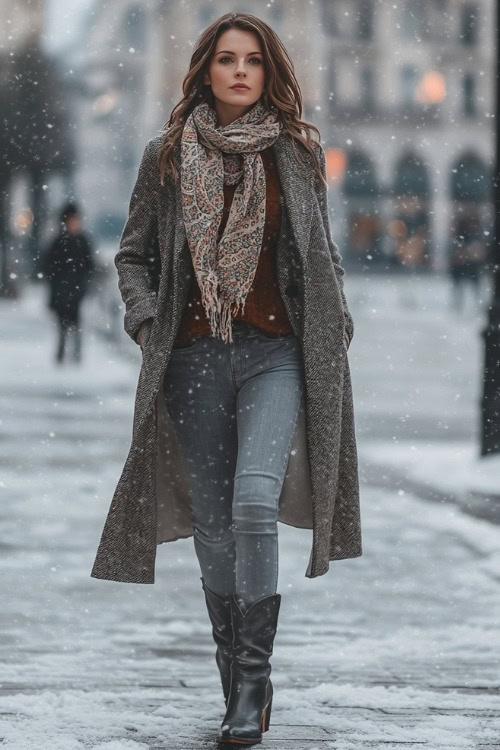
<box><xmin>203</xmin><ymin>28</ymin><xmax>265</xmax><ymax>126</ymax></box>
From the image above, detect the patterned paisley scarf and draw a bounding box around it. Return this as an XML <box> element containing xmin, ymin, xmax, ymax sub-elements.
<box><xmin>180</xmin><ymin>98</ymin><xmax>282</xmax><ymax>344</ymax></box>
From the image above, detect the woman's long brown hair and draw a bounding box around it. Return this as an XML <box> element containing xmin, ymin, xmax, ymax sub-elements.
<box><xmin>157</xmin><ymin>11</ymin><xmax>326</xmax><ymax>187</ymax></box>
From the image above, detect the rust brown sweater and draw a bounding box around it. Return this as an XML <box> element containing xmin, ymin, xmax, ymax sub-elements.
<box><xmin>174</xmin><ymin>147</ymin><xmax>293</xmax><ymax>345</ymax></box>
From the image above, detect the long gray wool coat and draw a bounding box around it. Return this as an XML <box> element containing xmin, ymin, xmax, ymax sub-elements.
<box><xmin>90</xmin><ymin>128</ymin><xmax>362</xmax><ymax>584</ymax></box>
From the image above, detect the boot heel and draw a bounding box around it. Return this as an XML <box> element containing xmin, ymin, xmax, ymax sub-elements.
<box><xmin>261</xmin><ymin>693</ymin><xmax>272</xmax><ymax>733</ymax></box>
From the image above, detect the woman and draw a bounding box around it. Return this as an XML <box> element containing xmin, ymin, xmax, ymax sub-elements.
<box><xmin>91</xmin><ymin>11</ymin><xmax>361</xmax><ymax>746</ymax></box>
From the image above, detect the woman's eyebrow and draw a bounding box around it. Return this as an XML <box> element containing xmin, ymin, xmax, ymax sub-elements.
<box><xmin>215</xmin><ymin>50</ymin><xmax>263</xmax><ymax>55</ymax></box>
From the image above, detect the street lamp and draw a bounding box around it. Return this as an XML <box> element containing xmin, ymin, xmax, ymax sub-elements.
<box><xmin>480</xmin><ymin>1</ymin><xmax>500</xmax><ymax>455</ymax></box>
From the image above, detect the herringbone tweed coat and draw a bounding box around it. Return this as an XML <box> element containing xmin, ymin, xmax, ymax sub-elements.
<box><xmin>90</xmin><ymin>128</ymin><xmax>362</xmax><ymax>584</ymax></box>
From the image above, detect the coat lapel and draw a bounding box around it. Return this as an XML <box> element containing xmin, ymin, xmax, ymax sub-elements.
<box><xmin>170</xmin><ymin>144</ymin><xmax>194</xmax><ymax>323</ymax></box>
<box><xmin>271</xmin><ymin>132</ymin><xmax>314</xmax><ymax>263</ymax></box>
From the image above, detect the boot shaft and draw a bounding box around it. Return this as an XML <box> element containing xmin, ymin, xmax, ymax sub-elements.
<box><xmin>218</xmin><ymin>592</ymin><xmax>281</xmax><ymax>745</ymax></box>
<box><xmin>200</xmin><ymin>578</ymin><xmax>232</xmax><ymax>651</ymax></box>
<box><xmin>230</xmin><ymin>593</ymin><xmax>281</xmax><ymax>672</ymax></box>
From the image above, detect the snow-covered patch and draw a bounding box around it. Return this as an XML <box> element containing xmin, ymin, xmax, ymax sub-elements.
<box><xmin>359</xmin><ymin>439</ymin><xmax>500</xmax><ymax>500</ymax></box>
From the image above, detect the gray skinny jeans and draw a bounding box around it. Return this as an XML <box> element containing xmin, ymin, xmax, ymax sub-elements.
<box><xmin>163</xmin><ymin>319</ymin><xmax>305</xmax><ymax>609</ymax></box>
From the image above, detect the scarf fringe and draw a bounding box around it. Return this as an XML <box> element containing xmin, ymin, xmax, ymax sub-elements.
<box><xmin>201</xmin><ymin>273</ymin><xmax>248</xmax><ymax>345</ymax></box>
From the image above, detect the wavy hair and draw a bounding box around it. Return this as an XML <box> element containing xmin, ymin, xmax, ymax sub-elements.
<box><xmin>157</xmin><ymin>11</ymin><xmax>326</xmax><ymax>187</ymax></box>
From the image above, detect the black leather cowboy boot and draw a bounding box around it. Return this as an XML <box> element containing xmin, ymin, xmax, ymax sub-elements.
<box><xmin>217</xmin><ymin>592</ymin><xmax>281</xmax><ymax>745</ymax></box>
<box><xmin>200</xmin><ymin>577</ymin><xmax>233</xmax><ymax>705</ymax></box>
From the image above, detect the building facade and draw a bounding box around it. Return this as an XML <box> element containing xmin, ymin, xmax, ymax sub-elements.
<box><xmin>314</xmin><ymin>0</ymin><xmax>493</xmax><ymax>272</ymax></box>
<box><xmin>70</xmin><ymin>0</ymin><xmax>493</xmax><ymax>272</ymax></box>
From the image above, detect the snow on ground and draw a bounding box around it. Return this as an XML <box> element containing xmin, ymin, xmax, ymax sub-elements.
<box><xmin>359</xmin><ymin>438</ymin><xmax>500</xmax><ymax>499</ymax></box>
<box><xmin>348</xmin><ymin>271</ymin><xmax>499</xmax><ymax>497</ymax></box>
<box><xmin>0</xmin><ymin>277</ymin><xmax>499</xmax><ymax>749</ymax></box>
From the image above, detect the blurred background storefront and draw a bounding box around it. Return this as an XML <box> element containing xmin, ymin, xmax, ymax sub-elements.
<box><xmin>0</xmin><ymin>0</ymin><xmax>494</xmax><ymax>293</ymax></box>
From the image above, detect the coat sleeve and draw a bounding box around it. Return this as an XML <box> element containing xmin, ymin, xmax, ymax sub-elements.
<box><xmin>312</xmin><ymin>142</ymin><xmax>354</xmax><ymax>347</ymax></box>
<box><xmin>41</xmin><ymin>236</ymin><xmax>59</xmax><ymax>281</ymax></box>
<box><xmin>79</xmin><ymin>235</ymin><xmax>96</xmax><ymax>291</ymax></box>
<box><xmin>115</xmin><ymin>139</ymin><xmax>160</xmax><ymax>343</ymax></box>
<box><xmin>82</xmin><ymin>235</ymin><xmax>96</xmax><ymax>275</ymax></box>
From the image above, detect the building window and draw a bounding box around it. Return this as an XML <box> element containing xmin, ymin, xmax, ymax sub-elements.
<box><xmin>327</xmin><ymin>60</ymin><xmax>336</xmax><ymax>117</ymax></box>
<box><xmin>401</xmin><ymin>65</ymin><xmax>418</xmax><ymax>108</ymax></box>
<box><xmin>124</xmin><ymin>6</ymin><xmax>146</xmax><ymax>52</ymax></box>
<box><xmin>321</xmin><ymin>0</ymin><xmax>339</xmax><ymax>36</ymax></box>
<box><xmin>361</xmin><ymin>67</ymin><xmax>375</xmax><ymax>111</ymax></box>
<box><xmin>429</xmin><ymin>0</ymin><xmax>447</xmax><ymax>39</ymax></box>
<box><xmin>392</xmin><ymin>153</ymin><xmax>431</xmax><ymax>268</ymax></box>
<box><xmin>342</xmin><ymin>151</ymin><xmax>383</xmax><ymax>266</ymax></box>
<box><xmin>199</xmin><ymin>4</ymin><xmax>215</xmax><ymax>28</ymax></box>
<box><xmin>269</xmin><ymin>0</ymin><xmax>283</xmax><ymax>26</ymax></box>
<box><xmin>463</xmin><ymin>73</ymin><xmax>476</xmax><ymax>116</ymax></box>
<box><xmin>344</xmin><ymin>151</ymin><xmax>378</xmax><ymax>197</ymax></box>
<box><xmin>400</xmin><ymin>0</ymin><xmax>428</xmax><ymax>39</ymax></box>
<box><xmin>358</xmin><ymin>1</ymin><xmax>374</xmax><ymax>40</ymax></box>
<box><xmin>460</xmin><ymin>4</ymin><xmax>478</xmax><ymax>45</ymax></box>
<box><xmin>451</xmin><ymin>152</ymin><xmax>490</xmax><ymax>202</ymax></box>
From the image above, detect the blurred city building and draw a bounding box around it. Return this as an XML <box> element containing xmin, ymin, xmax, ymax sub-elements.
<box><xmin>48</xmin><ymin>0</ymin><xmax>495</xmax><ymax>273</ymax></box>
<box><xmin>1</xmin><ymin>0</ymin><xmax>45</xmax><ymax>294</ymax></box>
<box><xmin>0</xmin><ymin>0</ymin><xmax>44</xmax><ymax>46</ymax></box>
<box><xmin>316</xmin><ymin>0</ymin><xmax>494</xmax><ymax>272</ymax></box>
<box><xmin>1</xmin><ymin>0</ymin><xmax>75</xmax><ymax>294</ymax></box>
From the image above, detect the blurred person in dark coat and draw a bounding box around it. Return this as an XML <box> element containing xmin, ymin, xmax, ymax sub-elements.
<box><xmin>42</xmin><ymin>202</ymin><xmax>95</xmax><ymax>363</ymax></box>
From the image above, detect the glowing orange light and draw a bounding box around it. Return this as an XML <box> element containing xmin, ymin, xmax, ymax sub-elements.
<box><xmin>93</xmin><ymin>90</ymin><xmax>120</xmax><ymax>116</ymax></box>
<box><xmin>325</xmin><ymin>148</ymin><xmax>347</xmax><ymax>183</ymax></box>
<box><xmin>415</xmin><ymin>72</ymin><xmax>446</xmax><ymax>104</ymax></box>
<box><xmin>388</xmin><ymin>219</ymin><xmax>408</xmax><ymax>239</ymax></box>
<box><xmin>14</xmin><ymin>209</ymin><xmax>34</xmax><ymax>233</ymax></box>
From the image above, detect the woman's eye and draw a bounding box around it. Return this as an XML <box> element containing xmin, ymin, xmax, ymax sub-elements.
<box><xmin>219</xmin><ymin>57</ymin><xmax>262</xmax><ymax>64</ymax></box>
